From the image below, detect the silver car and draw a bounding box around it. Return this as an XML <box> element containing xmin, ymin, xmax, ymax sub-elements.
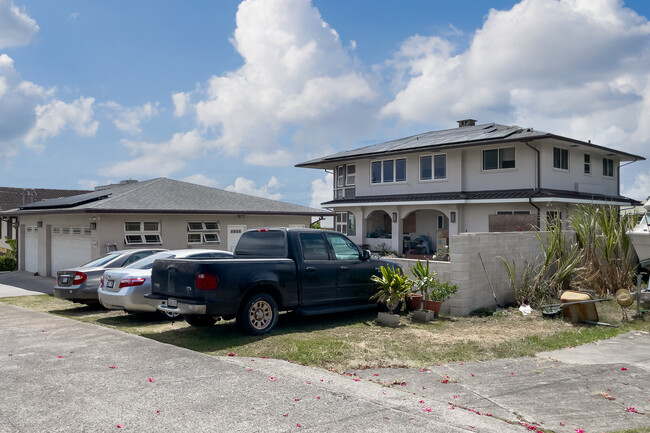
<box><xmin>97</xmin><ymin>249</ymin><xmax>233</xmax><ymax>318</ymax></box>
<box><xmin>54</xmin><ymin>249</ymin><xmax>167</xmax><ymax>304</ymax></box>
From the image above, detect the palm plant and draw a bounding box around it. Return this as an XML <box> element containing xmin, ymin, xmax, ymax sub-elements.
<box><xmin>370</xmin><ymin>265</ymin><xmax>412</xmax><ymax>314</ymax></box>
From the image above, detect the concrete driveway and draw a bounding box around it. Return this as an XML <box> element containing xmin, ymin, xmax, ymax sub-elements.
<box><xmin>0</xmin><ymin>272</ymin><xmax>648</xmax><ymax>432</ymax></box>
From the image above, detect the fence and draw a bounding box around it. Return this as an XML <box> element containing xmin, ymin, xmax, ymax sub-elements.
<box><xmin>390</xmin><ymin>231</ymin><xmax>552</xmax><ymax>316</ymax></box>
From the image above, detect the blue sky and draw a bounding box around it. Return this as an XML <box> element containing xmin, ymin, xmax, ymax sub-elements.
<box><xmin>1</xmin><ymin>0</ymin><xmax>650</xmax><ymax>209</ymax></box>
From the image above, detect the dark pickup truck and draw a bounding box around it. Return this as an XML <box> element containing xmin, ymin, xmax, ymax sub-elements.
<box><xmin>146</xmin><ymin>228</ymin><xmax>400</xmax><ymax>334</ymax></box>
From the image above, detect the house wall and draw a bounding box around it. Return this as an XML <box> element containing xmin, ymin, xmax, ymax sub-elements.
<box><xmin>461</xmin><ymin>142</ymin><xmax>536</xmax><ymax>191</ymax></box>
<box><xmin>391</xmin><ymin>231</ymin><xmax>552</xmax><ymax>316</ymax></box>
<box><xmin>538</xmin><ymin>138</ymin><xmax>619</xmax><ymax>195</ymax></box>
<box><xmin>17</xmin><ymin>212</ymin><xmax>311</xmax><ymax>276</ymax></box>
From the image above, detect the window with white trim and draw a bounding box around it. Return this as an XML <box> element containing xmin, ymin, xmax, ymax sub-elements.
<box><xmin>124</xmin><ymin>221</ymin><xmax>162</xmax><ymax>245</ymax></box>
<box><xmin>584</xmin><ymin>154</ymin><xmax>591</xmax><ymax>174</ymax></box>
<box><xmin>371</xmin><ymin>158</ymin><xmax>406</xmax><ymax>184</ymax></box>
<box><xmin>497</xmin><ymin>210</ymin><xmax>531</xmax><ymax>215</ymax></box>
<box><xmin>483</xmin><ymin>147</ymin><xmax>515</xmax><ymax>170</ymax></box>
<box><xmin>335</xmin><ymin>212</ymin><xmax>356</xmax><ymax>236</ymax></box>
<box><xmin>420</xmin><ymin>154</ymin><xmax>447</xmax><ymax>181</ymax></box>
<box><xmin>553</xmin><ymin>147</ymin><xmax>569</xmax><ymax>170</ymax></box>
<box><xmin>602</xmin><ymin>158</ymin><xmax>614</xmax><ymax>177</ymax></box>
<box><xmin>187</xmin><ymin>221</ymin><xmax>221</xmax><ymax>244</ymax></box>
<box><xmin>334</xmin><ymin>164</ymin><xmax>356</xmax><ymax>200</ymax></box>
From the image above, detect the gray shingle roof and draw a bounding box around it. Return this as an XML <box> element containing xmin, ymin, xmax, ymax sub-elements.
<box><xmin>6</xmin><ymin>178</ymin><xmax>328</xmax><ymax>216</ymax></box>
<box><xmin>297</xmin><ymin>122</ymin><xmax>645</xmax><ymax>167</ymax></box>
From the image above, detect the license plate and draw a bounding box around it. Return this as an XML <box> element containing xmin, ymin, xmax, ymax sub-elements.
<box><xmin>107</xmin><ymin>280</ymin><xmax>114</xmax><ymax>288</ymax></box>
<box><xmin>167</xmin><ymin>298</ymin><xmax>178</xmax><ymax>308</ymax></box>
<box><xmin>60</xmin><ymin>276</ymin><xmax>69</xmax><ymax>284</ymax></box>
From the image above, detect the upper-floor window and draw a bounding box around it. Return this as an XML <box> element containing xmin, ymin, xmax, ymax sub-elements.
<box><xmin>334</xmin><ymin>164</ymin><xmax>356</xmax><ymax>200</ymax></box>
<box><xmin>483</xmin><ymin>147</ymin><xmax>515</xmax><ymax>170</ymax></box>
<box><xmin>420</xmin><ymin>154</ymin><xmax>447</xmax><ymax>180</ymax></box>
<box><xmin>553</xmin><ymin>147</ymin><xmax>569</xmax><ymax>170</ymax></box>
<box><xmin>371</xmin><ymin>158</ymin><xmax>406</xmax><ymax>184</ymax></box>
<box><xmin>584</xmin><ymin>154</ymin><xmax>591</xmax><ymax>174</ymax></box>
<box><xmin>603</xmin><ymin>158</ymin><xmax>614</xmax><ymax>177</ymax></box>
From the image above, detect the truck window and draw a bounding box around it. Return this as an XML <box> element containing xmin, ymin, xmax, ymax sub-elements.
<box><xmin>325</xmin><ymin>233</ymin><xmax>360</xmax><ymax>260</ymax></box>
<box><xmin>299</xmin><ymin>233</ymin><xmax>330</xmax><ymax>260</ymax></box>
<box><xmin>234</xmin><ymin>230</ymin><xmax>287</xmax><ymax>257</ymax></box>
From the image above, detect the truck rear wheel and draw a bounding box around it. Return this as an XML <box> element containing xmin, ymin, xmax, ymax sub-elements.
<box><xmin>237</xmin><ymin>293</ymin><xmax>278</xmax><ymax>335</ymax></box>
<box><xmin>185</xmin><ymin>315</ymin><xmax>217</xmax><ymax>327</ymax></box>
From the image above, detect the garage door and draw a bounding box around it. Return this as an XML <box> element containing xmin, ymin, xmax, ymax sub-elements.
<box><xmin>51</xmin><ymin>226</ymin><xmax>91</xmax><ymax>272</ymax></box>
<box><xmin>24</xmin><ymin>226</ymin><xmax>39</xmax><ymax>273</ymax></box>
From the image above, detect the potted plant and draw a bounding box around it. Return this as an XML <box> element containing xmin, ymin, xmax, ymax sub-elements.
<box><xmin>427</xmin><ymin>279</ymin><xmax>458</xmax><ymax>317</ymax></box>
<box><xmin>371</xmin><ymin>265</ymin><xmax>412</xmax><ymax>327</ymax></box>
<box><xmin>410</xmin><ymin>259</ymin><xmax>437</xmax><ymax>322</ymax></box>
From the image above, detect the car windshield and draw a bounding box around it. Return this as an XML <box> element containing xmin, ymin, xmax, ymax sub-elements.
<box><xmin>80</xmin><ymin>252</ymin><xmax>122</xmax><ymax>268</ymax></box>
<box><xmin>126</xmin><ymin>252</ymin><xmax>176</xmax><ymax>270</ymax></box>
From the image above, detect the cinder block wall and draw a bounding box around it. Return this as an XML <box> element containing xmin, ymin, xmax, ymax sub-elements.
<box><xmin>391</xmin><ymin>231</ymin><xmax>555</xmax><ymax>316</ymax></box>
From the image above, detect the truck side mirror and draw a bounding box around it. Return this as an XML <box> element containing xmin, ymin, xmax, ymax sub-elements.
<box><xmin>361</xmin><ymin>249</ymin><xmax>371</xmax><ymax>260</ymax></box>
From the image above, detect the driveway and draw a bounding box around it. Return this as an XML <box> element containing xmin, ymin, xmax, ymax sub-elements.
<box><xmin>0</xmin><ymin>272</ymin><xmax>648</xmax><ymax>432</ymax></box>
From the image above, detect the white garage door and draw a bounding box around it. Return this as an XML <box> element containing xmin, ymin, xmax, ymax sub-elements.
<box><xmin>51</xmin><ymin>226</ymin><xmax>91</xmax><ymax>272</ymax></box>
<box><xmin>24</xmin><ymin>226</ymin><xmax>39</xmax><ymax>273</ymax></box>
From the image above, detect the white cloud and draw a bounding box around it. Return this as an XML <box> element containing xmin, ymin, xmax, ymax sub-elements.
<box><xmin>244</xmin><ymin>149</ymin><xmax>293</xmax><ymax>166</ymax></box>
<box><xmin>24</xmin><ymin>96</ymin><xmax>98</xmax><ymax>148</ymax></box>
<box><xmin>105</xmin><ymin>130</ymin><xmax>217</xmax><ymax>178</ymax></box>
<box><xmin>78</xmin><ymin>179</ymin><xmax>101</xmax><ymax>190</ymax></box>
<box><xmin>622</xmin><ymin>168</ymin><xmax>650</xmax><ymax>202</ymax></box>
<box><xmin>103</xmin><ymin>101</ymin><xmax>159</xmax><ymax>134</ymax></box>
<box><xmin>193</xmin><ymin>0</ymin><xmax>377</xmax><ymax>161</ymax></box>
<box><xmin>225</xmin><ymin>176</ymin><xmax>282</xmax><ymax>200</ymax></box>
<box><xmin>310</xmin><ymin>172</ymin><xmax>332</xmax><ymax>209</ymax></box>
<box><xmin>182</xmin><ymin>174</ymin><xmax>220</xmax><ymax>188</ymax></box>
<box><xmin>172</xmin><ymin>92</ymin><xmax>190</xmax><ymax>117</ymax></box>
<box><xmin>382</xmin><ymin>0</ymin><xmax>650</xmax><ymax>156</ymax></box>
<box><xmin>0</xmin><ymin>0</ymin><xmax>39</xmax><ymax>48</ymax></box>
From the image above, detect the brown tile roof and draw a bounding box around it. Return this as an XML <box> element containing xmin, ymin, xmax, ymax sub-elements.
<box><xmin>0</xmin><ymin>187</ymin><xmax>90</xmax><ymax>211</ymax></box>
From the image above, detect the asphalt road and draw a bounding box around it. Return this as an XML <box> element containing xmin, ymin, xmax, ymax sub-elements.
<box><xmin>0</xmin><ymin>272</ymin><xmax>648</xmax><ymax>432</ymax></box>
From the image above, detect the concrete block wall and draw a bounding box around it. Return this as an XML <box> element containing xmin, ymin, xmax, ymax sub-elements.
<box><xmin>390</xmin><ymin>231</ymin><xmax>553</xmax><ymax>316</ymax></box>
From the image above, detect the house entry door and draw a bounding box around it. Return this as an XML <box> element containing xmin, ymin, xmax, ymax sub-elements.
<box><xmin>227</xmin><ymin>225</ymin><xmax>247</xmax><ymax>252</ymax></box>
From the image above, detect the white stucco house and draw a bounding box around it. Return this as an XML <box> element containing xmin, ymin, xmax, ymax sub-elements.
<box><xmin>297</xmin><ymin>120</ymin><xmax>644</xmax><ymax>256</ymax></box>
<box><xmin>2</xmin><ymin>178</ymin><xmax>329</xmax><ymax>276</ymax></box>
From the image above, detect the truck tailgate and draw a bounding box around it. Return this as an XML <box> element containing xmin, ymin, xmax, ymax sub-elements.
<box><xmin>151</xmin><ymin>258</ymin><xmax>205</xmax><ymax>298</ymax></box>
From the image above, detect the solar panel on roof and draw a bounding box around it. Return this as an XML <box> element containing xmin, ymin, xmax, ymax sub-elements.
<box><xmin>19</xmin><ymin>190</ymin><xmax>111</xmax><ymax>210</ymax></box>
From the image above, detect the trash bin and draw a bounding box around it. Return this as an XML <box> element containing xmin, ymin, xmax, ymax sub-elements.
<box><xmin>560</xmin><ymin>291</ymin><xmax>599</xmax><ymax>323</ymax></box>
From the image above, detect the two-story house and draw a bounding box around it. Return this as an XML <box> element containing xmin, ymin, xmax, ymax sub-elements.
<box><xmin>297</xmin><ymin>120</ymin><xmax>644</xmax><ymax>256</ymax></box>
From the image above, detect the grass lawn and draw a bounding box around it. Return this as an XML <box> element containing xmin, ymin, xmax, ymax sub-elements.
<box><xmin>1</xmin><ymin>294</ymin><xmax>648</xmax><ymax>372</ymax></box>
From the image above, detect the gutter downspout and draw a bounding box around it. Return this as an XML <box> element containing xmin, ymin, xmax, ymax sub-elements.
<box><xmin>525</xmin><ymin>141</ymin><xmax>541</xmax><ymax>227</ymax></box>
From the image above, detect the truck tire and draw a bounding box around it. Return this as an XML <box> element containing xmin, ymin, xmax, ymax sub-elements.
<box><xmin>237</xmin><ymin>293</ymin><xmax>278</xmax><ymax>335</ymax></box>
<box><xmin>185</xmin><ymin>315</ymin><xmax>217</xmax><ymax>327</ymax></box>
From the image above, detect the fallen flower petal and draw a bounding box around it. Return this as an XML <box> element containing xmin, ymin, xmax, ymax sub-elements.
<box><xmin>156</xmin><ymin>410</ymin><xmax>160</xmax><ymax>413</ymax></box>
<box><xmin>422</xmin><ymin>407</ymin><xmax>431</xmax><ymax>412</ymax></box>
<box><xmin>57</xmin><ymin>355</ymin><xmax>62</xmax><ymax>359</ymax></box>
<box><xmin>575</xmin><ymin>429</ymin><xmax>584</xmax><ymax>433</ymax></box>
<box><xmin>621</xmin><ymin>367</ymin><xmax>628</xmax><ymax>371</ymax></box>
<box><xmin>306</xmin><ymin>381</ymin><xmax>311</xmax><ymax>384</ymax></box>
<box><xmin>373</xmin><ymin>373</ymin><xmax>379</xmax><ymax>376</ymax></box>
<box><xmin>283</xmin><ymin>414</ymin><xmax>288</xmax><ymax>417</ymax></box>
<box><xmin>471</xmin><ymin>374</ymin><xmax>475</xmax><ymax>377</ymax></box>
<box><xmin>353</xmin><ymin>378</ymin><xmax>361</xmax><ymax>382</ymax></box>
<box><xmin>625</xmin><ymin>407</ymin><xmax>643</xmax><ymax>414</ymax></box>
<box><xmin>294</xmin><ymin>399</ymin><xmax>301</xmax><ymax>402</ymax></box>
<box><xmin>148</xmin><ymin>378</ymin><xmax>154</xmax><ymax>383</ymax></box>
<box><xmin>296</xmin><ymin>423</ymin><xmax>301</xmax><ymax>427</ymax></box>
<box><xmin>117</xmin><ymin>425</ymin><xmax>123</xmax><ymax>428</ymax></box>
<box><xmin>419</xmin><ymin>400</ymin><xmax>424</xmax><ymax>403</ymax></box>
<box><xmin>269</xmin><ymin>377</ymin><xmax>276</xmax><ymax>381</ymax></box>
<box><xmin>227</xmin><ymin>352</ymin><xmax>236</xmax><ymax>357</ymax></box>
<box><xmin>316</xmin><ymin>396</ymin><xmax>321</xmax><ymax>399</ymax></box>
<box><xmin>109</xmin><ymin>366</ymin><xmax>116</xmax><ymax>369</ymax></box>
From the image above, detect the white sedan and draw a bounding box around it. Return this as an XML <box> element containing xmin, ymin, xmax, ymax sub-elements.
<box><xmin>97</xmin><ymin>249</ymin><xmax>232</xmax><ymax>318</ymax></box>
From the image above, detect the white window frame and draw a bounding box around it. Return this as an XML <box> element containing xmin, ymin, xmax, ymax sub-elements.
<box><xmin>602</xmin><ymin>158</ymin><xmax>614</xmax><ymax>178</ymax></box>
<box><xmin>370</xmin><ymin>158</ymin><xmax>407</xmax><ymax>184</ymax></box>
<box><xmin>419</xmin><ymin>153</ymin><xmax>447</xmax><ymax>181</ymax></box>
<box><xmin>187</xmin><ymin>220</ymin><xmax>221</xmax><ymax>244</ymax></box>
<box><xmin>124</xmin><ymin>221</ymin><xmax>162</xmax><ymax>245</ymax></box>
<box><xmin>482</xmin><ymin>147</ymin><xmax>515</xmax><ymax>171</ymax></box>
<box><xmin>553</xmin><ymin>147</ymin><xmax>569</xmax><ymax>171</ymax></box>
<box><xmin>584</xmin><ymin>153</ymin><xmax>591</xmax><ymax>175</ymax></box>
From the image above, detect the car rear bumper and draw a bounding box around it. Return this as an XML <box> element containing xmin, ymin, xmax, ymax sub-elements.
<box><xmin>53</xmin><ymin>286</ymin><xmax>98</xmax><ymax>301</ymax></box>
<box><xmin>98</xmin><ymin>287</ymin><xmax>156</xmax><ymax>313</ymax></box>
<box><xmin>145</xmin><ymin>293</ymin><xmax>207</xmax><ymax>315</ymax></box>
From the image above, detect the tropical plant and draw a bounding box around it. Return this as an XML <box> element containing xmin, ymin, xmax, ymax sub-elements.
<box><xmin>429</xmin><ymin>280</ymin><xmax>458</xmax><ymax>302</ymax></box>
<box><xmin>370</xmin><ymin>265</ymin><xmax>412</xmax><ymax>314</ymax></box>
<box><xmin>0</xmin><ymin>255</ymin><xmax>17</xmax><ymax>271</ymax></box>
<box><xmin>410</xmin><ymin>259</ymin><xmax>437</xmax><ymax>309</ymax></box>
<box><xmin>5</xmin><ymin>238</ymin><xmax>17</xmax><ymax>258</ymax></box>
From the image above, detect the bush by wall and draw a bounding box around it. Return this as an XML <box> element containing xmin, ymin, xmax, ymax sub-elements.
<box><xmin>0</xmin><ymin>255</ymin><xmax>17</xmax><ymax>271</ymax></box>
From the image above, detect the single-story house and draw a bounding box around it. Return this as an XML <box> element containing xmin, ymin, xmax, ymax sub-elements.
<box><xmin>2</xmin><ymin>177</ymin><xmax>330</xmax><ymax>276</ymax></box>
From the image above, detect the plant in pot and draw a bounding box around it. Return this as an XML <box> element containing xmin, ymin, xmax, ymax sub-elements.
<box><xmin>427</xmin><ymin>279</ymin><xmax>458</xmax><ymax>318</ymax></box>
<box><xmin>370</xmin><ymin>265</ymin><xmax>412</xmax><ymax>327</ymax></box>
<box><xmin>410</xmin><ymin>259</ymin><xmax>437</xmax><ymax>322</ymax></box>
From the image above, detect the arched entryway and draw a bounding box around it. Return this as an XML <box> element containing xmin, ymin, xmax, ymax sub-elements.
<box><xmin>402</xmin><ymin>209</ymin><xmax>449</xmax><ymax>259</ymax></box>
<box><xmin>364</xmin><ymin>210</ymin><xmax>393</xmax><ymax>252</ymax></box>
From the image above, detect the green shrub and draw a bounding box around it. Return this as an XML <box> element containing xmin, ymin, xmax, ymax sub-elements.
<box><xmin>0</xmin><ymin>255</ymin><xmax>17</xmax><ymax>271</ymax></box>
